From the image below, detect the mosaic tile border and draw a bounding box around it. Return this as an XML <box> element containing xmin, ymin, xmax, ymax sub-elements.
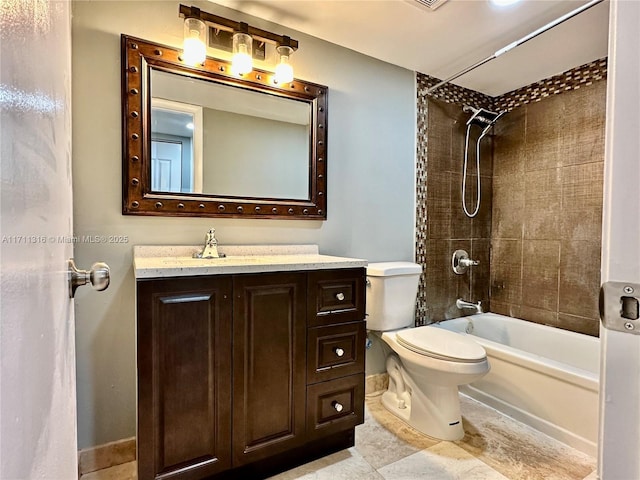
<box><xmin>417</xmin><ymin>57</ymin><xmax>607</xmax><ymax>112</ymax></box>
<box><xmin>415</xmin><ymin>88</ymin><xmax>429</xmax><ymax>325</ymax></box>
<box><xmin>414</xmin><ymin>58</ymin><xmax>608</xmax><ymax>325</ymax></box>
<box><xmin>495</xmin><ymin>58</ymin><xmax>608</xmax><ymax>112</ymax></box>
<box><xmin>416</xmin><ymin>73</ymin><xmax>493</xmax><ymax>109</ymax></box>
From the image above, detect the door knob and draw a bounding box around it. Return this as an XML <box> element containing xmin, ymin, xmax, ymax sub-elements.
<box><xmin>68</xmin><ymin>258</ymin><xmax>110</xmax><ymax>298</ymax></box>
<box><xmin>334</xmin><ymin>347</ymin><xmax>345</xmax><ymax>357</ymax></box>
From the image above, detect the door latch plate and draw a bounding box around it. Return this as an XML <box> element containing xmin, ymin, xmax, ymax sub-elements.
<box><xmin>600</xmin><ymin>282</ymin><xmax>640</xmax><ymax>334</ymax></box>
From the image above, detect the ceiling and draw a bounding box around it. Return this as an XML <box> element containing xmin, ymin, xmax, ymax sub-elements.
<box><xmin>209</xmin><ymin>0</ymin><xmax>610</xmax><ymax>97</ymax></box>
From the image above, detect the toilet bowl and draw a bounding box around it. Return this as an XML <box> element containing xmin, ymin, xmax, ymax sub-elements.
<box><xmin>366</xmin><ymin>262</ymin><xmax>490</xmax><ymax>441</ymax></box>
<box><xmin>380</xmin><ymin>326</ymin><xmax>489</xmax><ymax>440</ymax></box>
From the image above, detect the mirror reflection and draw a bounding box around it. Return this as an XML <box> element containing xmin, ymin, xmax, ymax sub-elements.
<box><xmin>150</xmin><ymin>69</ymin><xmax>311</xmax><ymax>200</ymax></box>
<box><xmin>151</xmin><ymin>99</ymin><xmax>199</xmax><ymax>193</ymax></box>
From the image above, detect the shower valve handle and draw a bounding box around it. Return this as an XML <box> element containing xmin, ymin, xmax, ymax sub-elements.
<box><xmin>452</xmin><ymin>250</ymin><xmax>479</xmax><ymax>274</ymax></box>
<box><xmin>459</xmin><ymin>258</ymin><xmax>479</xmax><ymax>267</ymax></box>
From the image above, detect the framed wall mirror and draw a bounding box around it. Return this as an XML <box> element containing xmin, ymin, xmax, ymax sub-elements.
<box><xmin>121</xmin><ymin>35</ymin><xmax>328</xmax><ymax>219</ymax></box>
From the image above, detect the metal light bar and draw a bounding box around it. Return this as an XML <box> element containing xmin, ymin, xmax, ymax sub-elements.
<box><xmin>426</xmin><ymin>0</ymin><xmax>605</xmax><ymax>94</ymax></box>
<box><xmin>179</xmin><ymin>4</ymin><xmax>298</xmax><ymax>50</ymax></box>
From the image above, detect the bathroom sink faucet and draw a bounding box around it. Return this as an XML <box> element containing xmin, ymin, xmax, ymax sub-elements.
<box><xmin>456</xmin><ymin>298</ymin><xmax>483</xmax><ymax>314</ymax></box>
<box><xmin>194</xmin><ymin>228</ymin><xmax>225</xmax><ymax>259</ymax></box>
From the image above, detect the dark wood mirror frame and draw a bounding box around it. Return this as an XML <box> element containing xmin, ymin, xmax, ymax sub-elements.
<box><xmin>121</xmin><ymin>34</ymin><xmax>328</xmax><ymax>220</ymax></box>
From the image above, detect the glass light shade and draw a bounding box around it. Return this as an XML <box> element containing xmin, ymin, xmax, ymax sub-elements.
<box><xmin>275</xmin><ymin>45</ymin><xmax>294</xmax><ymax>84</ymax></box>
<box><xmin>231</xmin><ymin>32</ymin><xmax>253</xmax><ymax>75</ymax></box>
<box><xmin>182</xmin><ymin>17</ymin><xmax>207</xmax><ymax>66</ymax></box>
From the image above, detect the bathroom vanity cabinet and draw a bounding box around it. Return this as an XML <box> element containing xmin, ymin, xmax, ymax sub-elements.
<box><xmin>134</xmin><ymin>248</ymin><xmax>366</xmax><ymax>480</ymax></box>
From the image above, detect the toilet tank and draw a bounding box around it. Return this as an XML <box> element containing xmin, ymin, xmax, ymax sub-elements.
<box><xmin>366</xmin><ymin>262</ymin><xmax>422</xmax><ymax>331</ymax></box>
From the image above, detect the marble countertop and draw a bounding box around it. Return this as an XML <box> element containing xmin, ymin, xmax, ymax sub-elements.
<box><xmin>134</xmin><ymin>244</ymin><xmax>368</xmax><ymax>279</ymax></box>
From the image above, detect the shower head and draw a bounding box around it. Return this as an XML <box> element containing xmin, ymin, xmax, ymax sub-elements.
<box><xmin>463</xmin><ymin>105</ymin><xmax>505</xmax><ymax>129</ymax></box>
<box><xmin>461</xmin><ymin>105</ymin><xmax>505</xmax><ymax>219</ymax></box>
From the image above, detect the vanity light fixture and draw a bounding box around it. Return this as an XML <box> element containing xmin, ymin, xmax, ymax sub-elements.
<box><xmin>182</xmin><ymin>11</ymin><xmax>207</xmax><ymax>66</ymax></box>
<box><xmin>179</xmin><ymin>4</ymin><xmax>299</xmax><ymax>83</ymax></box>
<box><xmin>231</xmin><ymin>23</ymin><xmax>253</xmax><ymax>75</ymax></box>
<box><xmin>275</xmin><ymin>38</ymin><xmax>294</xmax><ymax>84</ymax></box>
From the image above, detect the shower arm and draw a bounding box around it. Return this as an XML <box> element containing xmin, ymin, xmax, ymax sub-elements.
<box><xmin>426</xmin><ymin>0</ymin><xmax>605</xmax><ymax>95</ymax></box>
<box><xmin>466</xmin><ymin>108</ymin><xmax>488</xmax><ymax>126</ymax></box>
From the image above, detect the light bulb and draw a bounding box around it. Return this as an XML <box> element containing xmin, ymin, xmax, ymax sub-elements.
<box><xmin>182</xmin><ymin>17</ymin><xmax>206</xmax><ymax>66</ymax></box>
<box><xmin>232</xmin><ymin>32</ymin><xmax>253</xmax><ymax>75</ymax></box>
<box><xmin>275</xmin><ymin>45</ymin><xmax>294</xmax><ymax>84</ymax></box>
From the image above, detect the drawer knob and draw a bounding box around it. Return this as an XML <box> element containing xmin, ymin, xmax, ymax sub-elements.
<box><xmin>334</xmin><ymin>347</ymin><xmax>345</xmax><ymax>357</ymax></box>
<box><xmin>336</xmin><ymin>292</ymin><xmax>345</xmax><ymax>301</ymax></box>
<box><xmin>332</xmin><ymin>401</ymin><xmax>344</xmax><ymax>412</ymax></box>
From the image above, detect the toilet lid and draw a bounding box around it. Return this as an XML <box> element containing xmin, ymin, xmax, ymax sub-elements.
<box><xmin>396</xmin><ymin>326</ymin><xmax>486</xmax><ymax>363</ymax></box>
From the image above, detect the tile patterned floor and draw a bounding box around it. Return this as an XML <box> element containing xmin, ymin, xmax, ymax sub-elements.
<box><xmin>83</xmin><ymin>394</ymin><xmax>597</xmax><ymax>480</ymax></box>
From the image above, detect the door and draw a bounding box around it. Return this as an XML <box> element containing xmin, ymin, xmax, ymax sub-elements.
<box><xmin>0</xmin><ymin>1</ymin><xmax>78</xmax><ymax>478</ymax></box>
<box><xmin>151</xmin><ymin>139</ymin><xmax>183</xmax><ymax>192</ymax></box>
<box><xmin>136</xmin><ymin>276</ymin><xmax>233</xmax><ymax>480</ymax></box>
<box><xmin>598</xmin><ymin>0</ymin><xmax>640</xmax><ymax>478</ymax></box>
<box><xmin>232</xmin><ymin>272</ymin><xmax>307</xmax><ymax>466</ymax></box>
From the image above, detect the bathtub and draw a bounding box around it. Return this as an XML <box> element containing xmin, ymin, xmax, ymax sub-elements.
<box><xmin>435</xmin><ymin>313</ymin><xmax>600</xmax><ymax>456</ymax></box>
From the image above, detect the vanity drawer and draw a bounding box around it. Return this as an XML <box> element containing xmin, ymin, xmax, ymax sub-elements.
<box><xmin>307</xmin><ymin>322</ymin><xmax>366</xmax><ymax>384</ymax></box>
<box><xmin>306</xmin><ymin>374</ymin><xmax>364</xmax><ymax>438</ymax></box>
<box><xmin>308</xmin><ymin>268</ymin><xmax>366</xmax><ymax>327</ymax></box>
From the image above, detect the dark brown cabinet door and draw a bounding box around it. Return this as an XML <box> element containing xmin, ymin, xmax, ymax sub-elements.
<box><xmin>137</xmin><ymin>276</ymin><xmax>233</xmax><ymax>480</ymax></box>
<box><xmin>232</xmin><ymin>272</ymin><xmax>307</xmax><ymax>466</ymax></box>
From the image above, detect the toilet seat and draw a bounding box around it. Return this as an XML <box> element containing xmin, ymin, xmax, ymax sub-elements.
<box><xmin>396</xmin><ymin>326</ymin><xmax>486</xmax><ymax>363</ymax></box>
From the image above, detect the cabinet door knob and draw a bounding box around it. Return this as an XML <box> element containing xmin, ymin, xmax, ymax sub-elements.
<box><xmin>331</xmin><ymin>401</ymin><xmax>343</xmax><ymax>412</ymax></box>
<box><xmin>335</xmin><ymin>292</ymin><xmax>345</xmax><ymax>301</ymax></box>
<box><xmin>334</xmin><ymin>347</ymin><xmax>345</xmax><ymax>357</ymax></box>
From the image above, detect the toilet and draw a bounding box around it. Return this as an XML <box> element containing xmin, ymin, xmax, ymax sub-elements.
<box><xmin>366</xmin><ymin>261</ymin><xmax>489</xmax><ymax>441</ymax></box>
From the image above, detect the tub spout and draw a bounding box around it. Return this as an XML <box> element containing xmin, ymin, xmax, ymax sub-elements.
<box><xmin>456</xmin><ymin>298</ymin><xmax>483</xmax><ymax>314</ymax></box>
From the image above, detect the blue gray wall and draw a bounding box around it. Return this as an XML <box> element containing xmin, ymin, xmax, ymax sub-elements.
<box><xmin>72</xmin><ymin>0</ymin><xmax>416</xmax><ymax>447</ymax></box>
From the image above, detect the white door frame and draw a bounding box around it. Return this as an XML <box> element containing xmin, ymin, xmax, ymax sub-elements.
<box><xmin>598</xmin><ymin>0</ymin><xmax>640</xmax><ymax>478</ymax></box>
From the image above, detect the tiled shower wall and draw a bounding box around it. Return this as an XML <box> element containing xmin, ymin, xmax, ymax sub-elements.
<box><xmin>416</xmin><ymin>59</ymin><xmax>607</xmax><ymax>336</ymax></box>
<box><xmin>415</xmin><ymin>77</ymin><xmax>494</xmax><ymax>323</ymax></box>
<box><xmin>490</xmin><ymin>66</ymin><xmax>606</xmax><ymax>336</ymax></box>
